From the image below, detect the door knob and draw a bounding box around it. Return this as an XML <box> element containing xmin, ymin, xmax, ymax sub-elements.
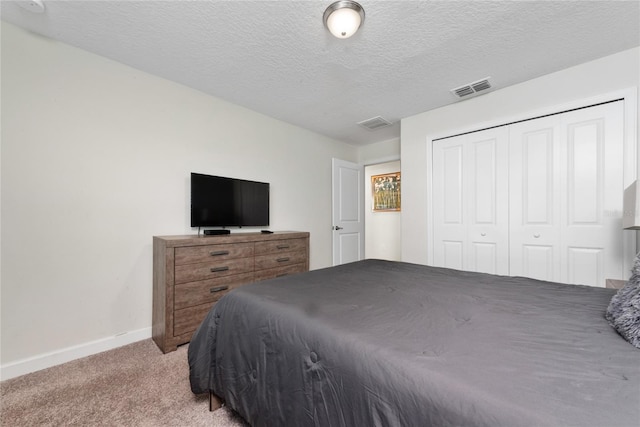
<box><xmin>480</xmin><ymin>233</ymin><xmax>486</xmax><ymax>237</ymax></box>
<box><xmin>333</xmin><ymin>226</ymin><xmax>343</xmax><ymax>230</ymax></box>
<box><xmin>533</xmin><ymin>234</ymin><xmax>541</xmax><ymax>238</ymax></box>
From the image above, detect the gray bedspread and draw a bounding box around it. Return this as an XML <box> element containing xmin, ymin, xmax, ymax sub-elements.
<box><xmin>188</xmin><ymin>259</ymin><xmax>640</xmax><ymax>427</ymax></box>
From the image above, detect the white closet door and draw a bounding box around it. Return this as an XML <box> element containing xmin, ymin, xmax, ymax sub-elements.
<box><xmin>509</xmin><ymin>101</ymin><xmax>624</xmax><ymax>286</ymax></box>
<box><xmin>509</xmin><ymin>116</ymin><xmax>563</xmax><ymax>282</ymax></box>
<box><xmin>432</xmin><ymin>137</ymin><xmax>466</xmax><ymax>270</ymax></box>
<box><xmin>560</xmin><ymin>102</ymin><xmax>624</xmax><ymax>286</ymax></box>
<box><xmin>432</xmin><ymin>128</ymin><xmax>509</xmax><ymax>274</ymax></box>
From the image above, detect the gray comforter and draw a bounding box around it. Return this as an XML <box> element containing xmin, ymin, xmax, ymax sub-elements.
<box><xmin>188</xmin><ymin>259</ymin><xmax>640</xmax><ymax>426</ymax></box>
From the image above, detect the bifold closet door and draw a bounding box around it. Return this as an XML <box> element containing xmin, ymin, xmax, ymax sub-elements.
<box><xmin>432</xmin><ymin>127</ymin><xmax>509</xmax><ymax>275</ymax></box>
<box><xmin>509</xmin><ymin>101</ymin><xmax>624</xmax><ymax>286</ymax></box>
<box><xmin>508</xmin><ymin>115</ymin><xmax>563</xmax><ymax>282</ymax></box>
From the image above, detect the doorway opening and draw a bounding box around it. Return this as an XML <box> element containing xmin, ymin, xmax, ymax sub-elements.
<box><xmin>364</xmin><ymin>160</ymin><xmax>401</xmax><ymax>261</ymax></box>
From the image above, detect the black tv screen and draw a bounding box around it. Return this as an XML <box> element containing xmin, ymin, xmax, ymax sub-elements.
<box><xmin>191</xmin><ymin>173</ymin><xmax>269</xmax><ymax>228</ymax></box>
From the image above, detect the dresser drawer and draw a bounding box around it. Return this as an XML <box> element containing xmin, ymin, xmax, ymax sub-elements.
<box><xmin>174</xmin><ymin>302</ymin><xmax>215</xmax><ymax>337</ymax></box>
<box><xmin>254</xmin><ymin>263</ymin><xmax>307</xmax><ymax>282</ymax></box>
<box><xmin>175</xmin><ymin>243</ymin><xmax>254</xmax><ymax>266</ymax></box>
<box><xmin>175</xmin><ymin>257</ymin><xmax>254</xmax><ymax>284</ymax></box>
<box><xmin>174</xmin><ymin>272</ymin><xmax>254</xmax><ymax>310</ymax></box>
<box><xmin>254</xmin><ymin>238</ymin><xmax>307</xmax><ymax>255</ymax></box>
<box><xmin>255</xmin><ymin>250</ymin><xmax>307</xmax><ymax>270</ymax></box>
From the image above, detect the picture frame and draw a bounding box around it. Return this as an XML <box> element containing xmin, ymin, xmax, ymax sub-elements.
<box><xmin>371</xmin><ymin>172</ymin><xmax>401</xmax><ymax>212</ymax></box>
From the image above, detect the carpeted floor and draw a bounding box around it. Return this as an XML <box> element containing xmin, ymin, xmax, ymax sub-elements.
<box><xmin>0</xmin><ymin>339</ymin><xmax>248</xmax><ymax>426</ymax></box>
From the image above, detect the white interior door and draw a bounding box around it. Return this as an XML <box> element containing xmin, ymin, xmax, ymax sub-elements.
<box><xmin>432</xmin><ymin>127</ymin><xmax>510</xmax><ymax>275</ymax></box>
<box><xmin>332</xmin><ymin>158</ymin><xmax>364</xmax><ymax>266</ymax></box>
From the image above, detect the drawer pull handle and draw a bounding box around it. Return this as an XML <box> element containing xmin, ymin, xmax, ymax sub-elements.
<box><xmin>277</xmin><ymin>245</ymin><xmax>290</xmax><ymax>250</ymax></box>
<box><xmin>210</xmin><ymin>250</ymin><xmax>230</xmax><ymax>257</ymax></box>
<box><xmin>210</xmin><ymin>285</ymin><xmax>229</xmax><ymax>293</ymax></box>
<box><xmin>277</xmin><ymin>257</ymin><xmax>290</xmax><ymax>263</ymax></box>
<box><xmin>210</xmin><ymin>266</ymin><xmax>230</xmax><ymax>273</ymax></box>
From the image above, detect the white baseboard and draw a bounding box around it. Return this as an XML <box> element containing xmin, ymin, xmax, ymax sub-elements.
<box><xmin>0</xmin><ymin>327</ymin><xmax>152</xmax><ymax>381</ymax></box>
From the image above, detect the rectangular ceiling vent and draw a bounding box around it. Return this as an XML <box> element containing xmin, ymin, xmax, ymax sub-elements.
<box><xmin>451</xmin><ymin>77</ymin><xmax>492</xmax><ymax>98</ymax></box>
<box><xmin>357</xmin><ymin>116</ymin><xmax>393</xmax><ymax>131</ymax></box>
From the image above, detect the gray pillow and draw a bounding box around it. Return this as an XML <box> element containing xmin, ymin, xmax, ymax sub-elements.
<box><xmin>606</xmin><ymin>255</ymin><xmax>640</xmax><ymax>349</ymax></box>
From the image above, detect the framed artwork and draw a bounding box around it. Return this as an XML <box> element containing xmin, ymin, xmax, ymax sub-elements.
<box><xmin>371</xmin><ymin>172</ymin><xmax>401</xmax><ymax>212</ymax></box>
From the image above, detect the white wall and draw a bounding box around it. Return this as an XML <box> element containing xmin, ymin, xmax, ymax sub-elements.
<box><xmin>365</xmin><ymin>161</ymin><xmax>401</xmax><ymax>261</ymax></box>
<box><xmin>358</xmin><ymin>137</ymin><xmax>400</xmax><ymax>164</ymax></box>
<box><xmin>401</xmin><ymin>47</ymin><xmax>639</xmax><ymax>265</ymax></box>
<box><xmin>0</xmin><ymin>23</ymin><xmax>358</xmax><ymax>371</ymax></box>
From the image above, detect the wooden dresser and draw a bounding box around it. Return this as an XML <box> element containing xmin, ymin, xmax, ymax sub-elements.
<box><xmin>153</xmin><ymin>231</ymin><xmax>309</xmax><ymax>353</ymax></box>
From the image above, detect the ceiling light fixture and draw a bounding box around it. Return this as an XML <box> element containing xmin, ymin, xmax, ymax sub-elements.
<box><xmin>323</xmin><ymin>1</ymin><xmax>365</xmax><ymax>39</ymax></box>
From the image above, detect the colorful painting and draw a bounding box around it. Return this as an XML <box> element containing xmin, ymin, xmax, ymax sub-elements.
<box><xmin>371</xmin><ymin>172</ymin><xmax>401</xmax><ymax>212</ymax></box>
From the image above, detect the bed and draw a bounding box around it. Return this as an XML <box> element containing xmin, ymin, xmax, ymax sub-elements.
<box><xmin>188</xmin><ymin>259</ymin><xmax>640</xmax><ymax>426</ymax></box>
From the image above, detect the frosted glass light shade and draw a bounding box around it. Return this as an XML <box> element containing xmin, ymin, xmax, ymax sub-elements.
<box><xmin>323</xmin><ymin>1</ymin><xmax>365</xmax><ymax>39</ymax></box>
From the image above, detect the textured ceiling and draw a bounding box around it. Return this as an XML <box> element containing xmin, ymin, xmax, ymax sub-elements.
<box><xmin>2</xmin><ymin>1</ymin><xmax>639</xmax><ymax>146</ymax></box>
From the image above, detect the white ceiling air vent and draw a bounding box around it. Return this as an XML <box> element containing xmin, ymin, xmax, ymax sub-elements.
<box><xmin>451</xmin><ymin>77</ymin><xmax>492</xmax><ymax>98</ymax></box>
<box><xmin>357</xmin><ymin>116</ymin><xmax>393</xmax><ymax>131</ymax></box>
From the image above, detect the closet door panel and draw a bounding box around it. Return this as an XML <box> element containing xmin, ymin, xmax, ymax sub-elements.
<box><xmin>471</xmin><ymin>242</ymin><xmax>498</xmax><ymax>274</ymax></box>
<box><xmin>567</xmin><ymin>120</ymin><xmax>603</xmax><ymax>225</ymax></box>
<box><xmin>560</xmin><ymin>102</ymin><xmax>624</xmax><ymax>286</ymax></box>
<box><xmin>567</xmin><ymin>247</ymin><xmax>603</xmax><ymax>286</ymax></box>
<box><xmin>523</xmin><ymin>129</ymin><xmax>555</xmax><ymax>224</ymax></box>
<box><xmin>509</xmin><ymin>118</ymin><xmax>562</xmax><ymax>282</ymax></box>
<box><xmin>442</xmin><ymin>145</ymin><xmax>464</xmax><ymax>224</ymax></box>
<box><xmin>432</xmin><ymin>129</ymin><xmax>509</xmax><ymax>274</ymax></box>
<box><xmin>522</xmin><ymin>245</ymin><xmax>555</xmax><ymax>281</ymax></box>
<box><xmin>467</xmin><ymin>130</ymin><xmax>509</xmax><ymax>275</ymax></box>
<box><xmin>472</xmin><ymin>139</ymin><xmax>498</xmax><ymax>224</ymax></box>
<box><xmin>433</xmin><ymin>140</ymin><xmax>466</xmax><ymax>269</ymax></box>
<box><xmin>442</xmin><ymin>241</ymin><xmax>464</xmax><ymax>270</ymax></box>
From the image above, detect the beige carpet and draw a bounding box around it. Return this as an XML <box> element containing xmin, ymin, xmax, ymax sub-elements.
<box><xmin>1</xmin><ymin>339</ymin><xmax>248</xmax><ymax>426</ymax></box>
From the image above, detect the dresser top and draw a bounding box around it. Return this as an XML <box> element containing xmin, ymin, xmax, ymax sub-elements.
<box><xmin>154</xmin><ymin>231</ymin><xmax>309</xmax><ymax>248</ymax></box>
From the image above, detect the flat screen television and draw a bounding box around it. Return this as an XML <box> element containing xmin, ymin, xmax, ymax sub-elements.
<box><xmin>190</xmin><ymin>173</ymin><xmax>269</xmax><ymax>228</ymax></box>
